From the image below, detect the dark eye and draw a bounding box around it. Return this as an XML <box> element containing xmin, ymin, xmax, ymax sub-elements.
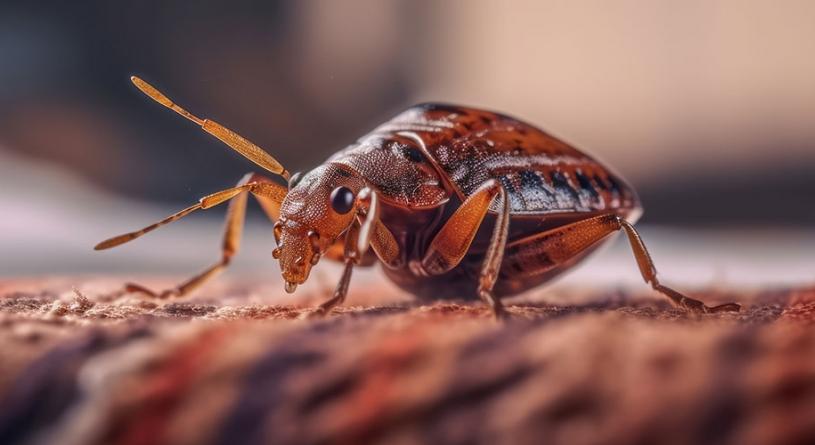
<box><xmin>288</xmin><ymin>172</ymin><xmax>303</xmax><ymax>190</ymax></box>
<box><xmin>330</xmin><ymin>186</ymin><xmax>355</xmax><ymax>214</ymax></box>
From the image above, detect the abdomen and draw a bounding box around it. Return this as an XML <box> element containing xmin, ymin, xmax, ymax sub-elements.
<box><xmin>372</xmin><ymin>103</ymin><xmax>642</xmax><ymax>299</ymax></box>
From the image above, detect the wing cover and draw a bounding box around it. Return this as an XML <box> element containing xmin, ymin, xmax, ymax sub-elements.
<box><xmin>371</xmin><ymin>103</ymin><xmax>640</xmax><ymax>216</ymax></box>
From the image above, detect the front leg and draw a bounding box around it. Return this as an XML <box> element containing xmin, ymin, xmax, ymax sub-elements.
<box><xmin>420</xmin><ymin>179</ymin><xmax>510</xmax><ymax>319</ymax></box>
<box><xmin>309</xmin><ymin>256</ymin><xmax>355</xmax><ymax>318</ymax></box>
<box><xmin>305</xmin><ymin>222</ymin><xmax>360</xmax><ymax>318</ymax></box>
<box><xmin>306</xmin><ymin>188</ymin><xmax>399</xmax><ymax>318</ymax></box>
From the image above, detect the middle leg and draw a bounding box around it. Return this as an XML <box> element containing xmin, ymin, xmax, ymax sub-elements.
<box><xmin>421</xmin><ymin>179</ymin><xmax>511</xmax><ymax>319</ymax></box>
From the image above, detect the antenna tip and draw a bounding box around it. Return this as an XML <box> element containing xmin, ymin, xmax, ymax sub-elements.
<box><xmin>129</xmin><ymin>75</ymin><xmax>175</xmax><ymax>109</ymax></box>
<box><xmin>130</xmin><ymin>75</ymin><xmax>147</xmax><ymax>90</ymax></box>
<box><xmin>94</xmin><ymin>234</ymin><xmax>131</xmax><ymax>250</ymax></box>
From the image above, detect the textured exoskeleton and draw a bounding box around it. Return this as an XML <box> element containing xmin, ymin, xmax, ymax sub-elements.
<box><xmin>96</xmin><ymin>78</ymin><xmax>741</xmax><ymax>318</ymax></box>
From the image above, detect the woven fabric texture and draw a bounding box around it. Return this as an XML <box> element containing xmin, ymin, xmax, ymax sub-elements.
<box><xmin>1</xmin><ymin>280</ymin><xmax>814</xmax><ymax>445</ymax></box>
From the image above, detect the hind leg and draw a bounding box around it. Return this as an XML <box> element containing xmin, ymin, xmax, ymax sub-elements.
<box><xmin>501</xmin><ymin>214</ymin><xmax>740</xmax><ymax>313</ymax></box>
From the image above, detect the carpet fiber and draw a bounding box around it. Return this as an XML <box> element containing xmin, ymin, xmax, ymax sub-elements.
<box><xmin>1</xmin><ymin>278</ymin><xmax>814</xmax><ymax>445</ymax></box>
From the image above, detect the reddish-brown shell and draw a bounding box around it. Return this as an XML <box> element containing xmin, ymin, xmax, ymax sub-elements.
<box><xmin>320</xmin><ymin>104</ymin><xmax>644</xmax><ymax>299</ymax></box>
<box><xmin>331</xmin><ymin>103</ymin><xmax>640</xmax><ymax>219</ymax></box>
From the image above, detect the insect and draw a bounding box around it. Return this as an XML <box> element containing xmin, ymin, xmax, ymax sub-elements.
<box><xmin>96</xmin><ymin>76</ymin><xmax>741</xmax><ymax>318</ymax></box>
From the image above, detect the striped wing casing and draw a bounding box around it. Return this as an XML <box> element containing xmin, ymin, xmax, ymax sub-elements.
<box><xmin>372</xmin><ymin>103</ymin><xmax>640</xmax><ymax>218</ymax></box>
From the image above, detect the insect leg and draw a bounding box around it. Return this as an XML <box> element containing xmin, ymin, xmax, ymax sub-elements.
<box><xmin>502</xmin><ymin>214</ymin><xmax>740</xmax><ymax>313</ymax></box>
<box><xmin>418</xmin><ymin>179</ymin><xmax>509</xmax><ymax>318</ymax></box>
<box><xmin>306</xmin><ymin>221</ymin><xmax>361</xmax><ymax>318</ymax></box>
<box><xmin>616</xmin><ymin>218</ymin><xmax>741</xmax><ymax>313</ymax></box>
<box><xmin>477</xmin><ymin>186</ymin><xmax>511</xmax><ymax>319</ymax></box>
<box><xmin>116</xmin><ymin>176</ymin><xmax>253</xmax><ymax>299</ymax></box>
<box><xmin>355</xmin><ymin>187</ymin><xmax>380</xmax><ymax>257</ymax></box>
<box><xmin>97</xmin><ymin>173</ymin><xmax>287</xmax><ymax>299</ymax></box>
<box><xmin>421</xmin><ymin>179</ymin><xmax>503</xmax><ymax>274</ymax></box>
<box><xmin>354</xmin><ymin>188</ymin><xmax>400</xmax><ymax>267</ymax></box>
<box><xmin>306</xmin><ymin>188</ymin><xmax>400</xmax><ymax>317</ymax></box>
<box><xmin>318</xmin><ymin>190</ymin><xmax>399</xmax><ymax>267</ymax></box>
<box><xmin>367</xmin><ymin>220</ymin><xmax>401</xmax><ymax>267</ymax></box>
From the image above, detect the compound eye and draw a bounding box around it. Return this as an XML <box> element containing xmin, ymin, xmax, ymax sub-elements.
<box><xmin>330</xmin><ymin>186</ymin><xmax>355</xmax><ymax>214</ymax></box>
<box><xmin>288</xmin><ymin>171</ymin><xmax>303</xmax><ymax>190</ymax></box>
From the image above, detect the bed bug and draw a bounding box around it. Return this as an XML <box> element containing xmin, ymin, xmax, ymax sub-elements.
<box><xmin>95</xmin><ymin>76</ymin><xmax>741</xmax><ymax>318</ymax></box>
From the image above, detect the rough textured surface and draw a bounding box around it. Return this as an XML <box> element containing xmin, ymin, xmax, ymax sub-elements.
<box><xmin>1</xmin><ymin>278</ymin><xmax>814</xmax><ymax>445</ymax></box>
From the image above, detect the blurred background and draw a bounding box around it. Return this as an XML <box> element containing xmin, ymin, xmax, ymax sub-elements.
<box><xmin>1</xmin><ymin>0</ymin><xmax>813</xmax><ymax>290</ymax></box>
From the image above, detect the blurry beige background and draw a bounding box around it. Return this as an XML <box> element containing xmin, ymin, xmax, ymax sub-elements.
<box><xmin>1</xmin><ymin>0</ymin><xmax>813</xmax><ymax>289</ymax></box>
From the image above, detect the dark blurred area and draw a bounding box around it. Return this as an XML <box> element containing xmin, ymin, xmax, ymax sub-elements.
<box><xmin>0</xmin><ymin>0</ymin><xmax>813</xmax><ymax>228</ymax></box>
<box><xmin>0</xmin><ymin>0</ymin><xmax>418</xmax><ymax>202</ymax></box>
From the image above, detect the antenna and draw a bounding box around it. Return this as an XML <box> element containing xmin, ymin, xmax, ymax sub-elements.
<box><xmin>131</xmin><ymin>76</ymin><xmax>289</xmax><ymax>179</ymax></box>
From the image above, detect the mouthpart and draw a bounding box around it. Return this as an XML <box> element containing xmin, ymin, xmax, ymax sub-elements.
<box><xmin>285</xmin><ymin>281</ymin><xmax>298</xmax><ymax>293</ymax></box>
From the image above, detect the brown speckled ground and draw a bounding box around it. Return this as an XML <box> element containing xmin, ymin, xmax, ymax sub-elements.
<box><xmin>1</xmin><ymin>277</ymin><xmax>814</xmax><ymax>445</ymax></box>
